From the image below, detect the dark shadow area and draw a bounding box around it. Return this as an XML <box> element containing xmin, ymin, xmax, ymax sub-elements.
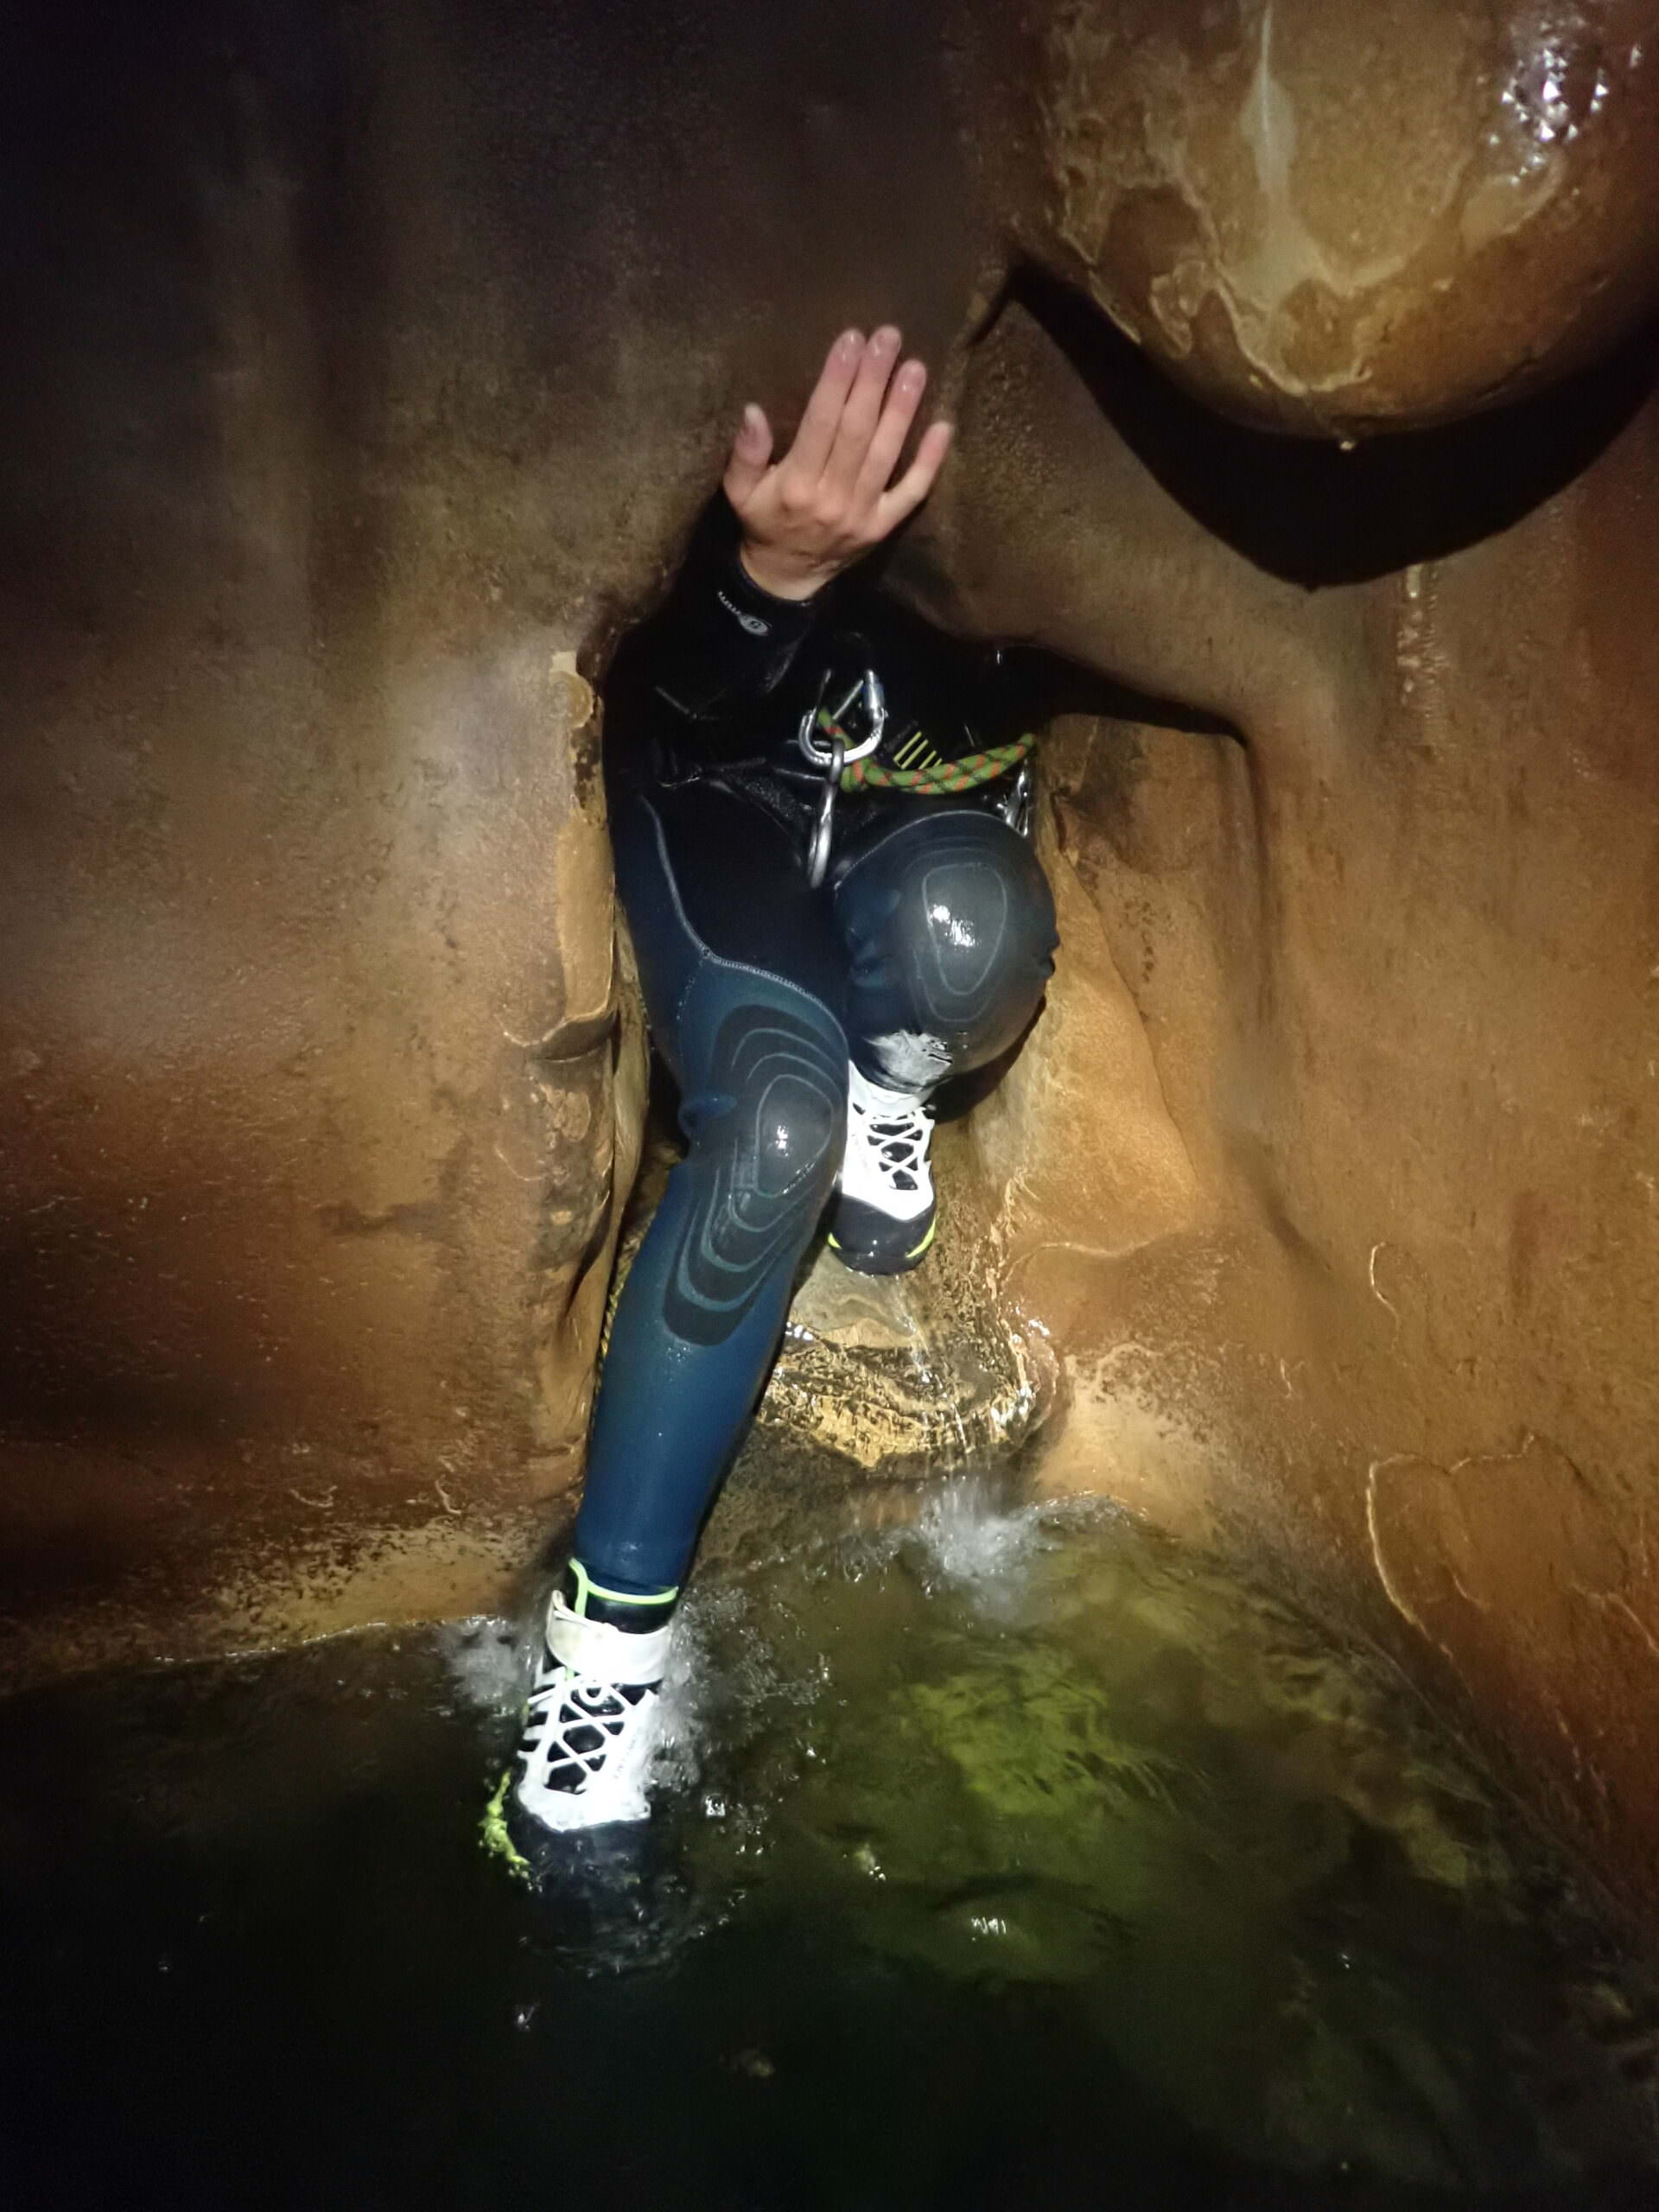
<box><xmin>993</xmin><ymin>262</ymin><xmax>1659</xmax><ymax>588</ymax></box>
<box><xmin>859</xmin><ymin>571</ymin><xmax>1242</xmax><ymax>741</ymax></box>
<box><xmin>3</xmin><ymin>1581</ymin><xmax>1656</xmax><ymax>2210</ymax></box>
<box><xmin>930</xmin><ymin>998</ymin><xmax>1046</xmax><ymax>1123</ymax></box>
<box><xmin>610</xmin><ymin>493</ymin><xmax>1243</xmax><ymax>748</ymax></box>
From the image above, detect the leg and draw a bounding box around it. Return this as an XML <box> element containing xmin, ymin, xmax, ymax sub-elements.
<box><xmin>826</xmin><ymin>803</ymin><xmax>1057</xmax><ymax>1273</ymax></box>
<box><xmin>505</xmin><ymin>777</ymin><xmax>847</xmax><ymax>1844</ymax></box>
<box><xmin>575</xmin><ymin>778</ymin><xmax>849</xmax><ymax>1596</ymax></box>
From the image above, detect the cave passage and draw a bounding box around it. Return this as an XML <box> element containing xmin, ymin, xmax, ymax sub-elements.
<box><xmin>5</xmin><ymin>0</ymin><xmax>1659</xmax><ymax>2075</ymax></box>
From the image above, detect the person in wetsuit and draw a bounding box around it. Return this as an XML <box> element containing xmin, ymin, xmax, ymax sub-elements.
<box><xmin>504</xmin><ymin>327</ymin><xmax>1058</xmax><ymax>1847</ymax></box>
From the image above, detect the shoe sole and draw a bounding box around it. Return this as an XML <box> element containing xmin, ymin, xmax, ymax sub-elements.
<box><xmin>485</xmin><ymin>1770</ymin><xmax>652</xmax><ymax>1888</ymax></box>
<box><xmin>827</xmin><ymin>1213</ymin><xmax>938</xmax><ymax>1275</ymax></box>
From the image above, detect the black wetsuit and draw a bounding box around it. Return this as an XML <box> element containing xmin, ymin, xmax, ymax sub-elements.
<box><xmin>574</xmin><ymin>518</ymin><xmax>1058</xmax><ymax>1598</ymax></box>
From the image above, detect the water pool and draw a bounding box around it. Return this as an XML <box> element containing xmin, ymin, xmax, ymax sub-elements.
<box><xmin>2</xmin><ymin>1485</ymin><xmax>1653</xmax><ymax>2209</ymax></box>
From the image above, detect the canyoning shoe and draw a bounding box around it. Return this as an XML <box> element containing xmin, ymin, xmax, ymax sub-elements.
<box><xmin>827</xmin><ymin>1060</ymin><xmax>938</xmax><ymax>1276</ymax></box>
<box><xmin>503</xmin><ymin>1586</ymin><xmax>674</xmax><ymax>1845</ymax></box>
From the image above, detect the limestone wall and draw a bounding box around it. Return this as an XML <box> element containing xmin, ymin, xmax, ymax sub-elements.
<box><xmin>3</xmin><ymin>0</ymin><xmax>1657</xmax><ymax>1922</ymax></box>
<box><xmin>909</xmin><ymin>281</ymin><xmax>1659</xmax><ymax>1922</ymax></box>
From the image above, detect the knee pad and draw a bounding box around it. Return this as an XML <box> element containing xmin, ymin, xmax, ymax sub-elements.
<box><xmin>690</xmin><ymin>1019</ymin><xmax>844</xmax><ymax>1206</ymax></box>
<box><xmin>839</xmin><ymin>812</ymin><xmax>1057</xmax><ymax>1074</ymax></box>
<box><xmin>663</xmin><ymin>968</ymin><xmax>848</xmax><ymax>1345</ymax></box>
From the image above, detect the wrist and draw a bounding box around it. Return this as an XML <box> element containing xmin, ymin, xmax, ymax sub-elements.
<box><xmin>736</xmin><ymin>540</ymin><xmax>833</xmax><ymax>603</ymax></box>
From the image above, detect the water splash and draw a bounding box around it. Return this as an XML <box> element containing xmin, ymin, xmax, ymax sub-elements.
<box><xmin>909</xmin><ymin>1470</ymin><xmax>1050</xmax><ymax>1608</ymax></box>
<box><xmin>435</xmin><ymin>1612</ymin><xmax>530</xmax><ymax>1713</ymax></box>
<box><xmin>14</xmin><ymin>1503</ymin><xmax>1649</xmax><ymax>2202</ymax></box>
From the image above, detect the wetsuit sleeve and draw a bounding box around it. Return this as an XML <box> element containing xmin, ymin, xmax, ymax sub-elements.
<box><xmin>644</xmin><ymin>522</ymin><xmax>823</xmax><ymax>723</ymax></box>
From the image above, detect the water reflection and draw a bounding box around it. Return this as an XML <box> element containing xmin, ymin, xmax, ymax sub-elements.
<box><xmin>1</xmin><ymin>1481</ymin><xmax>1655</xmax><ymax>2209</ymax></box>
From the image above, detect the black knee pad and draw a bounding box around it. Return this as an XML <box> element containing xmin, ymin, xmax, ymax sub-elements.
<box><xmin>836</xmin><ymin>810</ymin><xmax>1057</xmax><ymax>1081</ymax></box>
<box><xmin>664</xmin><ymin>973</ymin><xmax>849</xmax><ymax>1344</ymax></box>
<box><xmin>694</xmin><ymin>1020</ymin><xmax>846</xmax><ymax>1211</ymax></box>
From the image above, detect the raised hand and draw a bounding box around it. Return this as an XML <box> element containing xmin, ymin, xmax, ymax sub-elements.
<box><xmin>722</xmin><ymin>327</ymin><xmax>953</xmax><ymax>601</ymax></box>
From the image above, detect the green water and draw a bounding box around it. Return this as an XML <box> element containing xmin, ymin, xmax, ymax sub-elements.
<box><xmin>1</xmin><ymin>1487</ymin><xmax>1654</xmax><ymax>2209</ymax></box>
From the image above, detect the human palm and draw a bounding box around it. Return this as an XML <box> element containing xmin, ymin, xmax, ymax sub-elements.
<box><xmin>723</xmin><ymin>327</ymin><xmax>953</xmax><ymax>602</ymax></box>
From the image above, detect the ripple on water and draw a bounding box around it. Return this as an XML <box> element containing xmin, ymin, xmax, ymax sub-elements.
<box><xmin>0</xmin><ymin>1481</ymin><xmax>1655</xmax><ymax>2209</ymax></box>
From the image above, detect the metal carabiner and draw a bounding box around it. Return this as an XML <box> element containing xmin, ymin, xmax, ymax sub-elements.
<box><xmin>805</xmin><ymin>733</ymin><xmax>845</xmax><ymax>887</ymax></box>
<box><xmin>999</xmin><ymin>760</ymin><xmax>1034</xmax><ymax>840</ymax></box>
<box><xmin>855</xmin><ymin>664</ymin><xmax>887</xmax><ymax>755</ymax></box>
<box><xmin>798</xmin><ymin>664</ymin><xmax>886</xmax><ymax>769</ymax></box>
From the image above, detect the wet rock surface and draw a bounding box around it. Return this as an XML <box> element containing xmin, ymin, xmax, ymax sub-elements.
<box><xmin>3</xmin><ymin>0</ymin><xmax>1659</xmax><ymax>1934</ymax></box>
<box><xmin>746</xmin><ymin>1137</ymin><xmax>1051</xmax><ymax>1480</ymax></box>
<box><xmin>1032</xmin><ymin>0</ymin><xmax>1659</xmax><ymax>434</ymax></box>
<box><xmin>888</xmin><ymin>276</ymin><xmax>1659</xmax><ymax>1924</ymax></box>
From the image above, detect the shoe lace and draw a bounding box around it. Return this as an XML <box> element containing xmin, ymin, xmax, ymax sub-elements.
<box><xmin>522</xmin><ymin>1657</ymin><xmax>652</xmax><ymax>1788</ymax></box>
<box><xmin>855</xmin><ymin>1096</ymin><xmax>934</xmax><ymax>1194</ymax></box>
<box><xmin>528</xmin><ymin>1668</ymin><xmax>623</xmax><ymax>1719</ymax></box>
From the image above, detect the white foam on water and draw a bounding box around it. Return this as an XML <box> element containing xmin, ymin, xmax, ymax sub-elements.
<box><xmin>911</xmin><ymin>1474</ymin><xmax>1047</xmax><ymax>1615</ymax></box>
<box><xmin>652</xmin><ymin>1589</ymin><xmax>718</xmax><ymax>1795</ymax></box>
<box><xmin>435</xmin><ymin>1614</ymin><xmax>531</xmax><ymax>1713</ymax></box>
<box><xmin>652</xmin><ymin>1580</ymin><xmax>837</xmax><ymax>1854</ymax></box>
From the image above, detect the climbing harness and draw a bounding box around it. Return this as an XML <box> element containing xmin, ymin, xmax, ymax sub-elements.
<box><xmin>798</xmin><ymin>663</ymin><xmax>1038</xmax><ymax>886</ymax></box>
<box><xmin>798</xmin><ymin>665</ymin><xmax>1038</xmax><ymax>880</ymax></box>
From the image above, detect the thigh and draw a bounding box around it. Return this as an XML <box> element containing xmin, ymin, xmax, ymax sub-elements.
<box><xmin>830</xmin><ymin>799</ymin><xmax>1058</xmax><ymax>1086</ymax></box>
<box><xmin>607</xmin><ymin>770</ymin><xmax>846</xmax><ymax>1086</ymax></box>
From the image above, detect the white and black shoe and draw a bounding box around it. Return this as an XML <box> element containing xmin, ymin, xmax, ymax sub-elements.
<box><xmin>827</xmin><ymin>1060</ymin><xmax>938</xmax><ymax>1276</ymax></box>
<box><xmin>504</xmin><ymin>1583</ymin><xmax>673</xmax><ymax>1842</ymax></box>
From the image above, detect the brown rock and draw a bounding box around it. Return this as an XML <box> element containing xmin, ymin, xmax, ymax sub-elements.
<box><xmin>1028</xmin><ymin>0</ymin><xmax>1659</xmax><ymax>434</ymax></box>
<box><xmin>4</xmin><ymin>0</ymin><xmax>1659</xmax><ymax>1935</ymax></box>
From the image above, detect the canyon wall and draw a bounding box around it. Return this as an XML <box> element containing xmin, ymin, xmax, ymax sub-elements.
<box><xmin>3</xmin><ymin>0</ymin><xmax>1657</xmax><ymax>1920</ymax></box>
<box><xmin>905</xmin><ymin>279</ymin><xmax>1659</xmax><ymax>1919</ymax></box>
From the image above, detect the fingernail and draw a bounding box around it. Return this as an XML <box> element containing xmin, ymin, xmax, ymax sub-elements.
<box><xmin>872</xmin><ymin>326</ymin><xmax>899</xmax><ymax>354</ymax></box>
<box><xmin>899</xmin><ymin>359</ymin><xmax>925</xmax><ymax>387</ymax></box>
<box><xmin>838</xmin><ymin>329</ymin><xmax>862</xmax><ymax>359</ymax></box>
<box><xmin>741</xmin><ymin>403</ymin><xmax>765</xmax><ymax>434</ymax></box>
